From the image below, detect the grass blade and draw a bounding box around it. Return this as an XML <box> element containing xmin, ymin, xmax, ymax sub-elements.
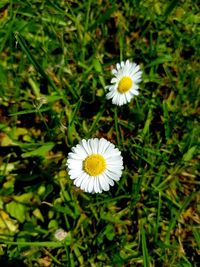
<box><xmin>141</xmin><ymin>222</ymin><xmax>150</xmax><ymax>267</ymax></box>
<box><xmin>164</xmin><ymin>0</ymin><xmax>180</xmax><ymax>17</ymax></box>
<box><xmin>192</xmin><ymin>227</ymin><xmax>200</xmax><ymax>249</ymax></box>
<box><xmin>89</xmin><ymin>4</ymin><xmax>116</xmax><ymax>31</ymax></box>
<box><xmin>165</xmin><ymin>192</ymin><xmax>196</xmax><ymax>245</ymax></box>
<box><xmin>14</xmin><ymin>32</ymin><xmax>62</xmax><ymax>97</ymax></box>
<box><xmin>1</xmin><ymin>241</ymin><xmax>63</xmax><ymax>248</ymax></box>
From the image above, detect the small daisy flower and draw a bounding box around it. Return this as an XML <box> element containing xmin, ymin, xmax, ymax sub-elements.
<box><xmin>54</xmin><ymin>228</ymin><xmax>68</xmax><ymax>241</ymax></box>
<box><xmin>106</xmin><ymin>59</ymin><xmax>142</xmax><ymax>106</ymax></box>
<box><xmin>67</xmin><ymin>138</ymin><xmax>123</xmax><ymax>193</ymax></box>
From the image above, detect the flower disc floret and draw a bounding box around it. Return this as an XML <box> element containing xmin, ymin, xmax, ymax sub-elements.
<box><xmin>118</xmin><ymin>76</ymin><xmax>133</xmax><ymax>93</ymax></box>
<box><xmin>83</xmin><ymin>154</ymin><xmax>106</xmax><ymax>176</ymax></box>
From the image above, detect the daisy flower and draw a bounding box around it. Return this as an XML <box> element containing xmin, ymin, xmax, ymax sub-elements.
<box><xmin>54</xmin><ymin>228</ymin><xmax>68</xmax><ymax>241</ymax></box>
<box><xmin>106</xmin><ymin>59</ymin><xmax>142</xmax><ymax>106</ymax></box>
<box><xmin>67</xmin><ymin>138</ymin><xmax>123</xmax><ymax>193</ymax></box>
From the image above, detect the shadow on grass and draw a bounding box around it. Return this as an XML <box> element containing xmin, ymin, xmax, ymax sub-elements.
<box><xmin>0</xmin><ymin>257</ymin><xmax>27</xmax><ymax>267</ymax></box>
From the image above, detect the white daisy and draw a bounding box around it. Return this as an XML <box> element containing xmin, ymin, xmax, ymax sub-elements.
<box><xmin>67</xmin><ymin>138</ymin><xmax>123</xmax><ymax>193</ymax></box>
<box><xmin>106</xmin><ymin>59</ymin><xmax>142</xmax><ymax>106</ymax></box>
<box><xmin>54</xmin><ymin>228</ymin><xmax>68</xmax><ymax>241</ymax></box>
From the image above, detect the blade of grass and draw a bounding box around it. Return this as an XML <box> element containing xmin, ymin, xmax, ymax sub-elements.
<box><xmin>14</xmin><ymin>32</ymin><xmax>68</xmax><ymax>105</ymax></box>
<box><xmin>89</xmin><ymin>4</ymin><xmax>116</xmax><ymax>31</ymax></box>
<box><xmin>42</xmin><ymin>248</ymin><xmax>62</xmax><ymax>265</ymax></box>
<box><xmin>152</xmin><ymin>185</ymin><xmax>181</xmax><ymax>208</ymax></box>
<box><xmin>93</xmin><ymin>58</ymin><xmax>106</xmax><ymax>89</ymax></box>
<box><xmin>87</xmin><ymin>103</ymin><xmax>105</xmax><ymax>137</ymax></box>
<box><xmin>192</xmin><ymin>226</ymin><xmax>200</xmax><ymax>249</ymax></box>
<box><xmin>114</xmin><ymin>107</ymin><xmax>120</xmax><ymax>146</ymax></box>
<box><xmin>145</xmin><ymin>55</ymin><xmax>173</xmax><ymax>68</ymax></box>
<box><xmin>141</xmin><ymin>222</ymin><xmax>150</xmax><ymax>267</ymax></box>
<box><xmin>15</xmin><ymin>33</ymin><xmax>55</xmax><ymax>91</ymax></box>
<box><xmin>164</xmin><ymin>0</ymin><xmax>180</xmax><ymax>17</ymax></box>
<box><xmin>0</xmin><ymin>10</ymin><xmax>15</xmax><ymax>52</ymax></box>
<box><xmin>69</xmin><ymin>100</ymin><xmax>81</xmax><ymax>126</ymax></box>
<box><xmin>87</xmin><ymin>195</ymin><xmax>130</xmax><ymax>207</ymax></box>
<box><xmin>165</xmin><ymin>192</ymin><xmax>196</xmax><ymax>245</ymax></box>
<box><xmin>155</xmin><ymin>191</ymin><xmax>162</xmax><ymax>242</ymax></box>
<box><xmin>163</xmin><ymin>101</ymin><xmax>171</xmax><ymax>140</ymax></box>
<box><xmin>9</xmin><ymin>107</ymin><xmax>50</xmax><ymax>116</ymax></box>
<box><xmin>81</xmin><ymin>0</ymin><xmax>92</xmax><ymax>61</ymax></box>
<box><xmin>1</xmin><ymin>241</ymin><xmax>63</xmax><ymax>247</ymax></box>
<box><xmin>141</xmin><ymin>106</ymin><xmax>153</xmax><ymax>139</ymax></box>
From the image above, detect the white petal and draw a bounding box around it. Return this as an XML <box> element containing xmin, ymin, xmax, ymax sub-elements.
<box><xmin>99</xmin><ymin>174</ymin><xmax>110</xmax><ymax>191</ymax></box>
<box><xmin>120</xmin><ymin>61</ymin><xmax>125</xmax><ymax>68</ymax></box>
<box><xmin>111</xmin><ymin>93</ymin><xmax>118</xmax><ymax>105</ymax></box>
<box><xmin>80</xmin><ymin>139</ymin><xmax>92</xmax><ymax>155</ymax></box>
<box><xmin>116</xmin><ymin>63</ymin><xmax>120</xmax><ymax>70</ymax></box>
<box><xmin>126</xmin><ymin>59</ymin><xmax>130</xmax><ymax>66</ymax></box>
<box><xmin>90</xmin><ymin>138</ymin><xmax>98</xmax><ymax>154</ymax></box>
<box><xmin>98</xmin><ymin>138</ymin><xmax>110</xmax><ymax>154</ymax></box>
<box><xmin>87</xmin><ymin>177</ymin><xmax>94</xmax><ymax>193</ymax></box>
<box><xmin>106</xmin><ymin>159</ymin><xmax>123</xmax><ymax>166</ymax></box>
<box><xmin>68</xmin><ymin>170</ymin><xmax>83</xmax><ymax>180</ymax></box>
<box><xmin>111</xmin><ymin>77</ymin><xmax>118</xmax><ymax>83</ymax></box>
<box><xmin>124</xmin><ymin>93</ymin><xmax>132</xmax><ymax>103</ymax></box>
<box><xmin>104</xmin><ymin>169</ymin><xmax>122</xmax><ymax>181</ymax></box>
<box><xmin>105</xmin><ymin>152</ymin><xmax>122</xmax><ymax>160</ymax></box>
<box><xmin>67</xmin><ymin>152</ymin><xmax>85</xmax><ymax>160</ymax></box>
<box><xmin>106</xmin><ymin>91</ymin><xmax>115</xmax><ymax>100</ymax></box>
<box><xmin>108</xmin><ymin>178</ymin><xmax>114</xmax><ymax>186</ymax></box>
<box><xmin>71</xmin><ymin>144</ymin><xmax>87</xmax><ymax>158</ymax></box>
<box><xmin>103</xmin><ymin>149</ymin><xmax>120</xmax><ymax>159</ymax></box>
<box><xmin>67</xmin><ymin>158</ymin><xmax>82</xmax><ymax>167</ymax></box>
<box><xmin>130</xmin><ymin>89</ymin><xmax>139</xmax><ymax>96</ymax></box>
<box><xmin>111</xmin><ymin>68</ymin><xmax>117</xmax><ymax>75</ymax></box>
<box><xmin>93</xmin><ymin>176</ymin><xmax>101</xmax><ymax>193</ymax></box>
<box><xmin>132</xmin><ymin>65</ymin><xmax>140</xmax><ymax>74</ymax></box>
<box><xmin>80</xmin><ymin>174</ymin><xmax>90</xmax><ymax>191</ymax></box>
<box><xmin>122</xmin><ymin>94</ymin><xmax>127</xmax><ymax>105</ymax></box>
<box><xmin>74</xmin><ymin>172</ymin><xmax>88</xmax><ymax>187</ymax></box>
<box><xmin>102</xmin><ymin>172</ymin><xmax>114</xmax><ymax>187</ymax></box>
<box><xmin>103</xmin><ymin>143</ymin><xmax>115</xmax><ymax>156</ymax></box>
<box><xmin>133</xmin><ymin>73</ymin><xmax>142</xmax><ymax>81</ymax></box>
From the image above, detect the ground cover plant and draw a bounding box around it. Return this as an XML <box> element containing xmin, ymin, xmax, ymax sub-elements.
<box><xmin>0</xmin><ymin>0</ymin><xmax>199</xmax><ymax>266</ymax></box>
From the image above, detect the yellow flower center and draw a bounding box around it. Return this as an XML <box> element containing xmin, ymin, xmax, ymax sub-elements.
<box><xmin>83</xmin><ymin>154</ymin><xmax>106</xmax><ymax>176</ymax></box>
<box><xmin>118</xmin><ymin>76</ymin><xmax>133</xmax><ymax>93</ymax></box>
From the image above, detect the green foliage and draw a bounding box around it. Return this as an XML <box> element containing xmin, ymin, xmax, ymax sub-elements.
<box><xmin>0</xmin><ymin>0</ymin><xmax>199</xmax><ymax>266</ymax></box>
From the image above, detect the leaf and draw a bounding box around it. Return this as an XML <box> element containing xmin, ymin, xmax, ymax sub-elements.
<box><xmin>101</xmin><ymin>212</ymin><xmax>130</xmax><ymax>225</ymax></box>
<box><xmin>74</xmin><ymin>245</ymin><xmax>84</xmax><ymax>265</ymax></box>
<box><xmin>183</xmin><ymin>146</ymin><xmax>197</xmax><ymax>162</ymax></box>
<box><xmin>0</xmin><ymin>209</ymin><xmax>19</xmax><ymax>234</ymax></box>
<box><xmin>145</xmin><ymin>55</ymin><xmax>173</xmax><ymax>68</ymax></box>
<box><xmin>33</xmin><ymin>208</ymin><xmax>44</xmax><ymax>222</ymax></box>
<box><xmin>6</xmin><ymin>201</ymin><xmax>26</xmax><ymax>223</ymax></box>
<box><xmin>21</xmin><ymin>142</ymin><xmax>55</xmax><ymax>158</ymax></box>
<box><xmin>13</xmin><ymin>192</ymin><xmax>34</xmax><ymax>204</ymax></box>
<box><xmin>105</xmin><ymin>224</ymin><xmax>115</xmax><ymax>241</ymax></box>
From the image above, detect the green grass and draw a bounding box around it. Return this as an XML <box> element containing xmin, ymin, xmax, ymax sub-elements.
<box><xmin>0</xmin><ymin>0</ymin><xmax>199</xmax><ymax>266</ymax></box>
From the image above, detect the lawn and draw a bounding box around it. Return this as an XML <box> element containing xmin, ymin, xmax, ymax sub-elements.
<box><xmin>0</xmin><ymin>0</ymin><xmax>199</xmax><ymax>266</ymax></box>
